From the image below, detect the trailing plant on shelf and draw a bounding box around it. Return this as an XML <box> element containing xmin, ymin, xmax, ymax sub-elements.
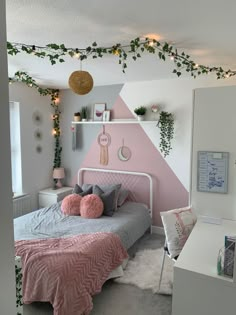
<box><xmin>81</xmin><ymin>106</ymin><xmax>88</xmax><ymax>121</ymax></box>
<box><xmin>157</xmin><ymin>111</ymin><xmax>174</xmax><ymax>157</ymax></box>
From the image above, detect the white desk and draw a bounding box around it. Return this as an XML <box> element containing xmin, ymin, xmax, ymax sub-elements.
<box><xmin>172</xmin><ymin>219</ymin><xmax>236</xmax><ymax>315</ymax></box>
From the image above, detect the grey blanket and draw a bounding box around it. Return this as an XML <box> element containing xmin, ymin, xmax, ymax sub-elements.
<box><xmin>14</xmin><ymin>201</ymin><xmax>151</xmax><ymax>249</ymax></box>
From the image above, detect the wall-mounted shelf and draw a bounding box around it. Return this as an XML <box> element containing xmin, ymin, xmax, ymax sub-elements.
<box><xmin>71</xmin><ymin>119</ymin><xmax>157</xmax><ymax>125</ymax></box>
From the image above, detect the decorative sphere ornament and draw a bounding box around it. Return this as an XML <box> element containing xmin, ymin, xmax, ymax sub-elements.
<box><xmin>68</xmin><ymin>70</ymin><xmax>94</xmax><ymax>95</ymax></box>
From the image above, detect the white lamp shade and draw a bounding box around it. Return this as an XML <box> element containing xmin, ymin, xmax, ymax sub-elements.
<box><xmin>53</xmin><ymin>167</ymin><xmax>65</xmax><ymax>179</ymax></box>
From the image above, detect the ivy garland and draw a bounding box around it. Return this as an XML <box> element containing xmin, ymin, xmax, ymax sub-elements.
<box><xmin>7</xmin><ymin>38</ymin><xmax>236</xmax><ymax>79</ymax></box>
<box><xmin>8</xmin><ymin>37</ymin><xmax>236</xmax><ymax>159</ymax></box>
<box><xmin>9</xmin><ymin>71</ymin><xmax>62</xmax><ymax>169</ymax></box>
<box><xmin>157</xmin><ymin>111</ymin><xmax>174</xmax><ymax>157</ymax></box>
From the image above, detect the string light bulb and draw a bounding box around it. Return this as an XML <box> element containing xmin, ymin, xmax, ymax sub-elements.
<box><xmin>148</xmin><ymin>40</ymin><xmax>154</xmax><ymax>47</ymax></box>
<box><xmin>113</xmin><ymin>50</ymin><xmax>119</xmax><ymax>56</ymax></box>
<box><xmin>52</xmin><ymin>129</ymin><xmax>57</xmax><ymax>136</ymax></box>
<box><xmin>54</xmin><ymin>97</ymin><xmax>60</xmax><ymax>105</ymax></box>
<box><xmin>73</xmin><ymin>48</ymin><xmax>80</xmax><ymax>59</ymax></box>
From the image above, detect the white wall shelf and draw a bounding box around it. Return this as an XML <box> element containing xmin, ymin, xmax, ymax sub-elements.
<box><xmin>71</xmin><ymin>119</ymin><xmax>157</xmax><ymax>125</ymax></box>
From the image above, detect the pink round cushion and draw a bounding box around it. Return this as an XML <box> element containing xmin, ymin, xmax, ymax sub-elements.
<box><xmin>61</xmin><ymin>194</ymin><xmax>82</xmax><ymax>216</ymax></box>
<box><xmin>80</xmin><ymin>194</ymin><xmax>104</xmax><ymax>219</ymax></box>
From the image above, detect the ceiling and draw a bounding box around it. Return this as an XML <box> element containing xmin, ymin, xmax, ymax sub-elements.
<box><xmin>6</xmin><ymin>0</ymin><xmax>236</xmax><ymax>89</ymax></box>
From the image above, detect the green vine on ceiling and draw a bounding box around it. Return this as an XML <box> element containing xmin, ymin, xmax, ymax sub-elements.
<box><xmin>9</xmin><ymin>71</ymin><xmax>62</xmax><ymax>169</ymax></box>
<box><xmin>7</xmin><ymin>38</ymin><xmax>236</xmax><ymax>79</ymax></box>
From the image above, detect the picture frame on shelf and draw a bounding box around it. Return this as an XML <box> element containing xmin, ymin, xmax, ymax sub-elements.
<box><xmin>93</xmin><ymin>103</ymin><xmax>106</xmax><ymax>121</ymax></box>
<box><xmin>102</xmin><ymin>110</ymin><xmax>110</xmax><ymax>121</ymax></box>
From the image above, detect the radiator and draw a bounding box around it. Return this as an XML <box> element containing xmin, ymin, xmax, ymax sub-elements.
<box><xmin>13</xmin><ymin>194</ymin><xmax>31</xmax><ymax>218</ymax></box>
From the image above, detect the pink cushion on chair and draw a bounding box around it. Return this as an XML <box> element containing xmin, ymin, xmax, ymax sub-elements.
<box><xmin>61</xmin><ymin>194</ymin><xmax>82</xmax><ymax>216</ymax></box>
<box><xmin>80</xmin><ymin>194</ymin><xmax>104</xmax><ymax>218</ymax></box>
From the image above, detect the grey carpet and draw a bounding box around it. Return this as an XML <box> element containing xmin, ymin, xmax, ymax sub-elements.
<box><xmin>23</xmin><ymin>234</ymin><xmax>172</xmax><ymax>315</ymax></box>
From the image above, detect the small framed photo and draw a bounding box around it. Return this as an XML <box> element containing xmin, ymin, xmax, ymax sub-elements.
<box><xmin>93</xmin><ymin>103</ymin><xmax>106</xmax><ymax>121</ymax></box>
<box><xmin>102</xmin><ymin>110</ymin><xmax>110</xmax><ymax>121</ymax></box>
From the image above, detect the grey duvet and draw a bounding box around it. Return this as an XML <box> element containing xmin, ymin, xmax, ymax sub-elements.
<box><xmin>14</xmin><ymin>201</ymin><xmax>151</xmax><ymax>249</ymax></box>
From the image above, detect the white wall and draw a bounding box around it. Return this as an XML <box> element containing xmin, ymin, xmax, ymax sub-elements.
<box><xmin>9</xmin><ymin>83</ymin><xmax>55</xmax><ymax>209</ymax></box>
<box><xmin>191</xmin><ymin>85</ymin><xmax>236</xmax><ymax>220</ymax></box>
<box><xmin>0</xmin><ymin>1</ymin><xmax>17</xmax><ymax>312</ymax></box>
<box><xmin>121</xmin><ymin>76</ymin><xmax>236</xmax><ymax>191</ymax></box>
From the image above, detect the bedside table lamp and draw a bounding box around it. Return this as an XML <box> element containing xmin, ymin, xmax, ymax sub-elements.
<box><xmin>53</xmin><ymin>167</ymin><xmax>65</xmax><ymax>189</ymax></box>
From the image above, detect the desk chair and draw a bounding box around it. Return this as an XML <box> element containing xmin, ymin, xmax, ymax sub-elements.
<box><xmin>159</xmin><ymin>206</ymin><xmax>197</xmax><ymax>291</ymax></box>
<box><xmin>158</xmin><ymin>241</ymin><xmax>178</xmax><ymax>291</ymax></box>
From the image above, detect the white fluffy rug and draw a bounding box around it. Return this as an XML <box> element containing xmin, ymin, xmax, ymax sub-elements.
<box><xmin>115</xmin><ymin>248</ymin><xmax>174</xmax><ymax>295</ymax></box>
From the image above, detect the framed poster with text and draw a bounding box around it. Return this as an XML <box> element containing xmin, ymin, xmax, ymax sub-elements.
<box><xmin>197</xmin><ymin>151</ymin><xmax>229</xmax><ymax>194</ymax></box>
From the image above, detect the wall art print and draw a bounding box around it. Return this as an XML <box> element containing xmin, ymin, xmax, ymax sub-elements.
<box><xmin>93</xmin><ymin>103</ymin><xmax>106</xmax><ymax>121</ymax></box>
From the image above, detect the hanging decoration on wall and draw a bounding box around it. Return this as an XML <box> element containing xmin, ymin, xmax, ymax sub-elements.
<box><xmin>32</xmin><ymin>110</ymin><xmax>43</xmax><ymax>125</ymax></box>
<box><xmin>9</xmin><ymin>71</ymin><xmax>62</xmax><ymax>169</ymax></box>
<box><xmin>36</xmin><ymin>145</ymin><xmax>42</xmax><ymax>153</ymax></box>
<box><xmin>34</xmin><ymin>129</ymin><xmax>42</xmax><ymax>140</ymax></box>
<box><xmin>7</xmin><ymin>38</ymin><xmax>236</xmax><ymax>79</ymax></box>
<box><xmin>97</xmin><ymin>125</ymin><xmax>111</xmax><ymax>165</ymax></box>
<box><xmin>68</xmin><ymin>70</ymin><xmax>93</xmax><ymax>95</ymax></box>
<box><xmin>118</xmin><ymin>139</ymin><xmax>132</xmax><ymax>161</ymax></box>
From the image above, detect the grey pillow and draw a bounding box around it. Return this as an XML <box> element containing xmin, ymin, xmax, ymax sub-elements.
<box><xmin>117</xmin><ymin>189</ymin><xmax>129</xmax><ymax>207</ymax></box>
<box><xmin>73</xmin><ymin>184</ymin><xmax>92</xmax><ymax>197</ymax></box>
<box><xmin>93</xmin><ymin>185</ymin><xmax>116</xmax><ymax>216</ymax></box>
<box><xmin>83</xmin><ymin>183</ymin><xmax>121</xmax><ymax>210</ymax></box>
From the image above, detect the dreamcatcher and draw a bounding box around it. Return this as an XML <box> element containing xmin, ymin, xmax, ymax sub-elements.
<box><xmin>97</xmin><ymin>126</ymin><xmax>111</xmax><ymax>165</ymax></box>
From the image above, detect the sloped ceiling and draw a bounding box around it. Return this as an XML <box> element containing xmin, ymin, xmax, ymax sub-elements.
<box><xmin>6</xmin><ymin>0</ymin><xmax>236</xmax><ymax>88</ymax></box>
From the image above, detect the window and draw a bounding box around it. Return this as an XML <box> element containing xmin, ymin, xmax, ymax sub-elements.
<box><xmin>9</xmin><ymin>102</ymin><xmax>22</xmax><ymax>195</ymax></box>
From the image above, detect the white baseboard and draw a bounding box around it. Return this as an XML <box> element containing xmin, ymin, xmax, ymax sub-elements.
<box><xmin>151</xmin><ymin>226</ymin><xmax>165</xmax><ymax>235</ymax></box>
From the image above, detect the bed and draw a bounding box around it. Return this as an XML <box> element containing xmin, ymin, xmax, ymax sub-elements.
<box><xmin>14</xmin><ymin>168</ymin><xmax>153</xmax><ymax>315</ymax></box>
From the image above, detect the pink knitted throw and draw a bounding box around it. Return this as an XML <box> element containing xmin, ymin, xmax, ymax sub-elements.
<box><xmin>15</xmin><ymin>233</ymin><xmax>128</xmax><ymax>315</ymax></box>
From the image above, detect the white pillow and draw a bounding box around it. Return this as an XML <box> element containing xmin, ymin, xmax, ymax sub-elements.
<box><xmin>160</xmin><ymin>206</ymin><xmax>197</xmax><ymax>258</ymax></box>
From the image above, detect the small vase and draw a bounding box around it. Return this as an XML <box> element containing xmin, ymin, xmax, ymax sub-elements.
<box><xmin>137</xmin><ymin>115</ymin><xmax>144</xmax><ymax>121</ymax></box>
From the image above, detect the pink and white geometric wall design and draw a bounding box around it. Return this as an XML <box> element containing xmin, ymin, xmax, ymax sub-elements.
<box><xmin>80</xmin><ymin>95</ymin><xmax>188</xmax><ymax>227</ymax></box>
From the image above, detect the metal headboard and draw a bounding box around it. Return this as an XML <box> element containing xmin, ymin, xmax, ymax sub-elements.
<box><xmin>78</xmin><ymin>167</ymin><xmax>153</xmax><ymax>218</ymax></box>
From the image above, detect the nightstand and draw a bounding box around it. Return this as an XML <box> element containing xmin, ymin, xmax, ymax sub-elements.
<box><xmin>38</xmin><ymin>186</ymin><xmax>73</xmax><ymax>208</ymax></box>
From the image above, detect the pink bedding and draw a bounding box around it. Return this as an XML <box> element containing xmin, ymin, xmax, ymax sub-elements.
<box><xmin>15</xmin><ymin>232</ymin><xmax>128</xmax><ymax>315</ymax></box>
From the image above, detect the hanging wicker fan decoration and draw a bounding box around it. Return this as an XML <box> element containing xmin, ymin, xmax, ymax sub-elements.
<box><xmin>68</xmin><ymin>70</ymin><xmax>94</xmax><ymax>95</ymax></box>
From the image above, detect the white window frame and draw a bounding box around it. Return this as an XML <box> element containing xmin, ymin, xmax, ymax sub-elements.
<box><xmin>9</xmin><ymin>101</ymin><xmax>22</xmax><ymax>195</ymax></box>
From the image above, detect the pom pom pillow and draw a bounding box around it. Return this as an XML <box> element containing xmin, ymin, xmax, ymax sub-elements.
<box><xmin>80</xmin><ymin>194</ymin><xmax>104</xmax><ymax>219</ymax></box>
<box><xmin>61</xmin><ymin>194</ymin><xmax>82</xmax><ymax>216</ymax></box>
<box><xmin>82</xmin><ymin>183</ymin><xmax>121</xmax><ymax>210</ymax></box>
<box><xmin>160</xmin><ymin>206</ymin><xmax>197</xmax><ymax>258</ymax></box>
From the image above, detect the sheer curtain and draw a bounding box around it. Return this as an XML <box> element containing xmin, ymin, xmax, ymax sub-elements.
<box><xmin>9</xmin><ymin>102</ymin><xmax>22</xmax><ymax>195</ymax></box>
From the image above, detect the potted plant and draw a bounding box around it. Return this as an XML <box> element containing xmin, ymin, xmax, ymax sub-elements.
<box><xmin>81</xmin><ymin>106</ymin><xmax>88</xmax><ymax>121</ymax></box>
<box><xmin>134</xmin><ymin>106</ymin><xmax>147</xmax><ymax>121</ymax></box>
<box><xmin>157</xmin><ymin>111</ymin><xmax>174</xmax><ymax>157</ymax></box>
<box><xmin>74</xmin><ymin>112</ymin><xmax>81</xmax><ymax>122</ymax></box>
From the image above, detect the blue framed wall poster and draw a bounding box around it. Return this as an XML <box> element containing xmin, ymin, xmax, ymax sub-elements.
<box><xmin>197</xmin><ymin>151</ymin><xmax>229</xmax><ymax>194</ymax></box>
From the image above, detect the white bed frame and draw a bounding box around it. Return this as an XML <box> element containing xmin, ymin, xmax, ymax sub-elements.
<box><xmin>78</xmin><ymin>167</ymin><xmax>153</xmax><ymax>220</ymax></box>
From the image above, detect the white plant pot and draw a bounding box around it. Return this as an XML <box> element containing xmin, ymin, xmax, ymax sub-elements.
<box><xmin>137</xmin><ymin>115</ymin><xmax>145</xmax><ymax>121</ymax></box>
<box><xmin>82</xmin><ymin>118</ymin><xmax>87</xmax><ymax>122</ymax></box>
